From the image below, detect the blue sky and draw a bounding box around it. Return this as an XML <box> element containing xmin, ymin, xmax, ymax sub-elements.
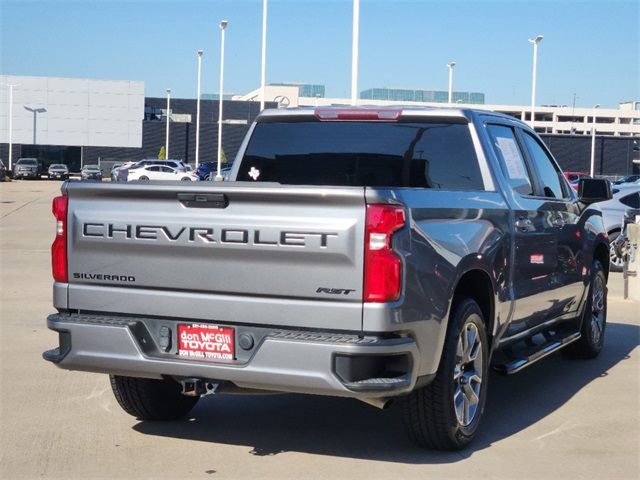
<box><xmin>1</xmin><ymin>0</ymin><xmax>638</xmax><ymax>108</ymax></box>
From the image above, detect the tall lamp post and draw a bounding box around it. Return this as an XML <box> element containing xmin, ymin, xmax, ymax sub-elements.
<box><xmin>351</xmin><ymin>0</ymin><xmax>360</xmax><ymax>106</ymax></box>
<box><xmin>260</xmin><ymin>0</ymin><xmax>268</xmax><ymax>111</ymax></box>
<box><xmin>2</xmin><ymin>83</ymin><xmax>19</xmax><ymax>172</ymax></box>
<box><xmin>195</xmin><ymin>50</ymin><xmax>204</xmax><ymax>169</ymax></box>
<box><xmin>216</xmin><ymin>20</ymin><xmax>228</xmax><ymax>182</ymax></box>
<box><xmin>165</xmin><ymin>88</ymin><xmax>171</xmax><ymax>159</ymax></box>
<box><xmin>447</xmin><ymin>62</ymin><xmax>456</xmax><ymax>105</ymax></box>
<box><xmin>528</xmin><ymin>35</ymin><xmax>543</xmax><ymax>127</ymax></box>
<box><xmin>590</xmin><ymin>104</ymin><xmax>600</xmax><ymax>177</ymax></box>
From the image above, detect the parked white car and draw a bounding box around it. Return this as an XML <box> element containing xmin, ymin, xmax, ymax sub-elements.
<box><xmin>127</xmin><ymin>165</ymin><xmax>199</xmax><ymax>182</ymax></box>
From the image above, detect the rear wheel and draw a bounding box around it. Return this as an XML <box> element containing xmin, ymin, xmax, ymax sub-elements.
<box><xmin>563</xmin><ymin>260</ymin><xmax>607</xmax><ymax>359</ymax></box>
<box><xmin>608</xmin><ymin>231</ymin><xmax>624</xmax><ymax>272</ymax></box>
<box><xmin>110</xmin><ymin>375</ymin><xmax>199</xmax><ymax>420</ymax></box>
<box><xmin>138</xmin><ymin>175</ymin><xmax>149</xmax><ymax>181</ymax></box>
<box><xmin>401</xmin><ymin>297</ymin><xmax>488</xmax><ymax>450</ymax></box>
<box><xmin>181</xmin><ymin>177</ymin><xmax>191</xmax><ymax>181</ymax></box>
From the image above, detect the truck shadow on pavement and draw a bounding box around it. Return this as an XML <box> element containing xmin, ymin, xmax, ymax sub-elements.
<box><xmin>133</xmin><ymin>322</ymin><xmax>638</xmax><ymax>463</ymax></box>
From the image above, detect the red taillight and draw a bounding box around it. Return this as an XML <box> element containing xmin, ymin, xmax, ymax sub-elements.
<box><xmin>364</xmin><ymin>204</ymin><xmax>405</xmax><ymax>302</ymax></box>
<box><xmin>51</xmin><ymin>195</ymin><xmax>68</xmax><ymax>283</ymax></box>
<box><xmin>314</xmin><ymin>108</ymin><xmax>401</xmax><ymax>121</ymax></box>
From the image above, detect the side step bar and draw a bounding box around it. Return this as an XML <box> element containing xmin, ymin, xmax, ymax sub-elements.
<box><xmin>493</xmin><ymin>331</ymin><xmax>581</xmax><ymax>375</ymax></box>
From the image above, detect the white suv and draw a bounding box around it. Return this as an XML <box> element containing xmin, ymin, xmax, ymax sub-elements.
<box><xmin>130</xmin><ymin>160</ymin><xmax>187</xmax><ymax>172</ymax></box>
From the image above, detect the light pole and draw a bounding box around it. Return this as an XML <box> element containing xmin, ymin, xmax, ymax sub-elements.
<box><xmin>590</xmin><ymin>104</ymin><xmax>600</xmax><ymax>177</ymax></box>
<box><xmin>528</xmin><ymin>35</ymin><xmax>543</xmax><ymax>127</ymax></box>
<box><xmin>165</xmin><ymin>88</ymin><xmax>171</xmax><ymax>159</ymax></box>
<box><xmin>447</xmin><ymin>62</ymin><xmax>456</xmax><ymax>105</ymax></box>
<box><xmin>570</xmin><ymin>93</ymin><xmax>578</xmax><ymax>134</ymax></box>
<box><xmin>216</xmin><ymin>20</ymin><xmax>228</xmax><ymax>182</ymax></box>
<box><xmin>195</xmin><ymin>50</ymin><xmax>204</xmax><ymax>169</ymax></box>
<box><xmin>2</xmin><ymin>83</ymin><xmax>19</xmax><ymax>172</ymax></box>
<box><xmin>351</xmin><ymin>0</ymin><xmax>360</xmax><ymax>106</ymax></box>
<box><xmin>260</xmin><ymin>0</ymin><xmax>268</xmax><ymax>111</ymax></box>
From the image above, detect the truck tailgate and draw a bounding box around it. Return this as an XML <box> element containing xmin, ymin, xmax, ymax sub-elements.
<box><xmin>63</xmin><ymin>182</ymin><xmax>366</xmax><ymax>331</ymax></box>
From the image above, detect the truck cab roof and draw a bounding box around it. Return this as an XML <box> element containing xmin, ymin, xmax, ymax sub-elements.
<box><xmin>255</xmin><ymin>105</ymin><xmax>530</xmax><ymax>129</ymax></box>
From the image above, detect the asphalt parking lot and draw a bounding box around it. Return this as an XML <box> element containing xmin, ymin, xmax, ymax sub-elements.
<box><xmin>1</xmin><ymin>179</ymin><xmax>638</xmax><ymax>480</ymax></box>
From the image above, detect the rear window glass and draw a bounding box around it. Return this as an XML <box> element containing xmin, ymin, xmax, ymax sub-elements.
<box><xmin>237</xmin><ymin>121</ymin><xmax>484</xmax><ymax>190</ymax></box>
<box><xmin>620</xmin><ymin>192</ymin><xmax>640</xmax><ymax>209</ymax></box>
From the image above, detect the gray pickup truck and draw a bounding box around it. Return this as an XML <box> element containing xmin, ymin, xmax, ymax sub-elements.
<box><xmin>44</xmin><ymin>106</ymin><xmax>612</xmax><ymax>450</ymax></box>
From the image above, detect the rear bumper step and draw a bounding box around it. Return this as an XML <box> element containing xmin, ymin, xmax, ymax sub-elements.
<box><xmin>44</xmin><ymin>312</ymin><xmax>419</xmax><ymax>400</ymax></box>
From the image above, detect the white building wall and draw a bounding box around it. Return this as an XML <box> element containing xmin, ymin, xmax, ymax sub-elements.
<box><xmin>233</xmin><ymin>85</ymin><xmax>301</xmax><ymax>107</ymax></box>
<box><xmin>0</xmin><ymin>75</ymin><xmax>144</xmax><ymax>148</ymax></box>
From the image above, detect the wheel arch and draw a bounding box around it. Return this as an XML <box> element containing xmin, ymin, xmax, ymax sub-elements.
<box><xmin>594</xmin><ymin>241</ymin><xmax>610</xmax><ymax>280</ymax></box>
<box><xmin>451</xmin><ymin>268</ymin><xmax>496</xmax><ymax>345</ymax></box>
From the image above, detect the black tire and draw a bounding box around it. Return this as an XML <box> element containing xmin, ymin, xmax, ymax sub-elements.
<box><xmin>608</xmin><ymin>231</ymin><xmax>623</xmax><ymax>273</ymax></box>
<box><xmin>401</xmin><ymin>297</ymin><xmax>489</xmax><ymax>450</ymax></box>
<box><xmin>204</xmin><ymin>173</ymin><xmax>211</xmax><ymax>181</ymax></box>
<box><xmin>180</xmin><ymin>176</ymin><xmax>191</xmax><ymax>181</ymax></box>
<box><xmin>109</xmin><ymin>375</ymin><xmax>199</xmax><ymax>420</ymax></box>
<box><xmin>138</xmin><ymin>175</ymin><xmax>149</xmax><ymax>181</ymax></box>
<box><xmin>563</xmin><ymin>260</ymin><xmax>607</xmax><ymax>359</ymax></box>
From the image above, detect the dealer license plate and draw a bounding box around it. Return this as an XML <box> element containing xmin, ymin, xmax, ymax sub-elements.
<box><xmin>177</xmin><ymin>323</ymin><xmax>235</xmax><ymax>361</ymax></box>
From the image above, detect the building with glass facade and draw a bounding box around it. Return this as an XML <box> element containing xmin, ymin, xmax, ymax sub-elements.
<box><xmin>359</xmin><ymin>88</ymin><xmax>485</xmax><ymax>104</ymax></box>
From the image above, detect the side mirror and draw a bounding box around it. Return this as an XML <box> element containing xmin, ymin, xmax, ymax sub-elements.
<box><xmin>578</xmin><ymin>178</ymin><xmax>612</xmax><ymax>204</ymax></box>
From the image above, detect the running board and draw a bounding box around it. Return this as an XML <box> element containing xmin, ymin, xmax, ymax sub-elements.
<box><xmin>493</xmin><ymin>331</ymin><xmax>581</xmax><ymax>375</ymax></box>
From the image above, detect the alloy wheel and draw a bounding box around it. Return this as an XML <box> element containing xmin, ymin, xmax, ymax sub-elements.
<box><xmin>453</xmin><ymin>320</ymin><xmax>483</xmax><ymax>427</ymax></box>
<box><xmin>609</xmin><ymin>243</ymin><xmax>624</xmax><ymax>270</ymax></box>
<box><xmin>590</xmin><ymin>274</ymin><xmax>605</xmax><ymax>344</ymax></box>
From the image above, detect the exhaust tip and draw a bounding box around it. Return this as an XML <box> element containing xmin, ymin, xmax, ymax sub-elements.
<box><xmin>360</xmin><ymin>397</ymin><xmax>394</xmax><ymax>410</ymax></box>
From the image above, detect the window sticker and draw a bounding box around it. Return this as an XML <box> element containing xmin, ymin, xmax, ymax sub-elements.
<box><xmin>495</xmin><ymin>136</ymin><xmax>528</xmax><ymax>180</ymax></box>
<box><xmin>248</xmin><ymin>166</ymin><xmax>260</xmax><ymax>180</ymax></box>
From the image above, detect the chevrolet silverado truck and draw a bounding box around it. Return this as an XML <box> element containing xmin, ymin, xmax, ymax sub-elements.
<box><xmin>44</xmin><ymin>106</ymin><xmax>613</xmax><ymax>450</ymax></box>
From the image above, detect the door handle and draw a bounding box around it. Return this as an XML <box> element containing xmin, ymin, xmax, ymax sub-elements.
<box><xmin>515</xmin><ymin>217</ymin><xmax>533</xmax><ymax>231</ymax></box>
<box><xmin>178</xmin><ymin>193</ymin><xmax>228</xmax><ymax>208</ymax></box>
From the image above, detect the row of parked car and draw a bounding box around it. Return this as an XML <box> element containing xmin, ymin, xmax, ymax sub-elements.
<box><xmin>110</xmin><ymin>159</ymin><xmax>231</xmax><ymax>182</ymax></box>
<box><xmin>0</xmin><ymin>158</ymin><xmax>105</xmax><ymax>181</ymax></box>
<box><xmin>48</xmin><ymin>163</ymin><xmax>103</xmax><ymax>181</ymax></box>
<box><xmin>0</xmin><ymin>157</ymin><xmax>234</xmax><ymax>182</ymax></box>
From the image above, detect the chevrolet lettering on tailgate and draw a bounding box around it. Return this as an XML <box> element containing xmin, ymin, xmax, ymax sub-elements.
<box><xmin>82</xmin><ymin>222</ymin><xmax>339</xmax><ymax>247</ymax></box>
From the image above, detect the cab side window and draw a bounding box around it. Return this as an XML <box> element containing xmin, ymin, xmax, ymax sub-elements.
<box><xmin>487</xmin><ymin>124</ymin><xmax>534</xmax><ymax>196</ymax></box>
<box><xmin>521</xmin><ymin>132</ymin><xmax>567</xmax><ymax>199</ymax></box>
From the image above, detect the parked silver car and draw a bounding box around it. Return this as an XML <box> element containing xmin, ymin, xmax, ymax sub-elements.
<box><xmin>598</xmin><ymin>185</ymin><xmax>640</xmax><ymax>271</ymax></box>
<box><xmin>13</xmin><ymin>158</ymin><xmax>42</xmax><ymax>179</ymax></box>
<box><xmin>47</xmin><ymin>164</ymin><xmax>69</xmax><ymax>180</ymax></box>
<box><xmin>80</xmin><ymin>165</ymin><xmax>103</xmax><ymax>181</ymax></box>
